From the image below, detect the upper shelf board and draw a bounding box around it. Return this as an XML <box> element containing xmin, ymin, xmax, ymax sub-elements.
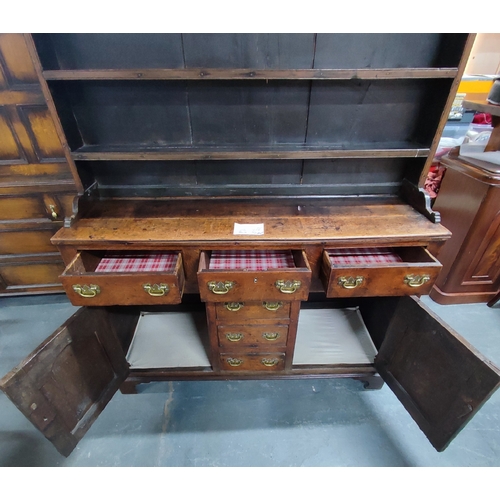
<box><xmin>42</xmin><ymin>68</ymin><xmax>459</xmax><ymax>81</ymax></box>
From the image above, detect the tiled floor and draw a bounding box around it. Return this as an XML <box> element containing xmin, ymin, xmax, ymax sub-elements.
<box><xmin>0</xmin><ymin>293</ymin><xmax>499</xmax><ymax>466</ymax></box>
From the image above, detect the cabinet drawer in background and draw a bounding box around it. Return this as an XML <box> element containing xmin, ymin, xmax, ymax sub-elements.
<box><xmin>61</xmin><ymin>250</ymin><xmax>185</xmax><ymax>306</ymax></box>
<box><xmin>0</xmin><ymin>254</ymin><xmax>65</xmax><ymax>294</ymax></box>
<box><xmin>0</xmin><ymin>193</ymin><xmax>74</xmax><ymax>222</ymax></box>
<box><xmin>215</xmin><ymin>300</ymin><xmax>292</xmax><ymax>322</ymax></box>
<box><xmin>197</xmin><ymin>249</ymin><xmax>311</xmax><ymax>302</ymax></box>
<box><xmin>218</xmin><ymin>324</ymin><xmax>289</xmax><ymax>350</ymax></box>
<box><xmin>0</xmin><ymin>225</ymin><xmax>62</xmax><ymax>255</ymax></box>
<box><xmin>321</xmin><ymin>247</ymin><xmax>442</xmax><ymax>298</ymax></box>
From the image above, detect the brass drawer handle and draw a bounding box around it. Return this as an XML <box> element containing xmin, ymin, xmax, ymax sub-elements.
<box><xmin>263</xmin><ymin>301</ymin><xmax>283</xmax><ymax>311</ymax></box>
<box><xmin>208</xmin><ymin>281</ymin><xmax>235</xmax><ymax>295</ymax></box>
<box><xmin>225</xmin><ymin>302</ymin><xmax>243</xmax><ymax>312</ymax></box>
<box><xmin>338</xmin><ymin>276</ymin><xmax>364</xmax><ymax>289</ymax></box>
<box><xmin>275</xmin><ymin>279</ymin><xmax>301</xmax><ymax>294</ymax></box>
<box><xmin>262</xmin><ymin>332</ymin><xmax>280</xmax><ymax>341</ymax></box>
<box><xmin>49</xmin><ymin>204</ymin><xmax>58</xmax><ymax>219</ymax></box>
<box><xmin>143</xmin><ymin>283</ymin><xmax>170</xmax><ymax>296</ymax></box>
<box><xmin>404</xmin><ymin>274</ymin><xmax>431</xmax><ymax>287</ymax></box>
<box><xmin>226</xmin><ymin>357</ymin><xmax>244</xmax><ymax>367</ymax></box>
<box><xmin>261</xmin><ymin>358</ymin><xmax>280</xmax><ymax>367</ymax></box>
<box><xmin>226</xmin><ymin>333</ymin><xmax>244</xmax><ymax>342</ymax></box>
<box><xmin>72</xmin><ymin>284</ymin><xmax>100</xmax><ymax>298</ymax></box>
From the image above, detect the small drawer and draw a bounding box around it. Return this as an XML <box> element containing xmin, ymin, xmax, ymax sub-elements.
<box><xmin>220</xmin><ymin>352</ymin><xmax>285</xmax><ymax>372</ymax></box>
<box><xmin>61</xmin><ymin>250</ymin><xmax>185</xmax><ymax>306</ymax></box>
<box><xmin>218</xmin><ymin>324</ymin><xmax>289</xmax><ymax>350</ymax></box>
<box><xmin>215</xmin><ymin>300</ymin><xmax>292</xmax><ymax>322</ymax></box>
<box><xmin>197</xmin><ymin>250</ymin><xmax>311</xmax><ymax>302</ymax></box>
<box><xmin>321</xmin><ymin>247</ymin><xmax>442</xmax><ymax>298</ymax></box>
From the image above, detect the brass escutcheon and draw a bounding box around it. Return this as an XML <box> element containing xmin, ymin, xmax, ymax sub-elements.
<box><xmin>72</xmin><ymin>284</ymin><xmax>100</xmax><ymax>298</ymax></box>
<box><xmin>261</xmin><ymin>358</ymin><xmax>280</xmax><ymax>367</ymax></box>
<box><xmin>225</xmin><ymin>302</ymin><xmax>243</xmax><ymax>312</ymax></box>
<box><xmin>226</xmin><ymin>332</ymin><xmax>244</xmax><ymax>342</ymax></box>
<box><xmin>226</xmin><ymin>357</ymin><xmax>244</xmax><ymax>367</ymax></box>
<box><xmin>404</xmin><ymin>274</ymin><xmax>431</xmax><ymax>287</ymax></box>
<box><xmin>275</xmin><ymin>279</ymin><xmax>301</xmax><ymax>294</ymax></box>
<box><xmin>143</xmin><ymin>283</ymin><xmax>169</xmax><ymax>296</ymax></box>
<box><xmin>262</xmin><ymin>301</ymin><xmax>283</xmax><ymax>311</ymax></box>
<box><xmin>208</xmin><ymin>281</ymin><xmax>235</xmax><ymax>294</ymax></box>
<box><xmin>338</xmin><ymin>276</ymin><xmax>364</xmax><ymax>289</ymax></box>
<box><xmin>262</xmin><ymin>332</ymin><xmax>280</xmax><ymax>341</ymax></box>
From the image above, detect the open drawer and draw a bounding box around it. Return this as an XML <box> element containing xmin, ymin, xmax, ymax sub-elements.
<box><xmin>60</xmin><ymin>250</ymin><xmax>185</xmax><ymax>306</ymax></box>
<box><xmin>320</xmin><ymin>247</ymin><xmax>442</xmax><ymax>297</ymax></box>
<box><xmin>197</xmin><ymin>249</ymin><xmax>312</xmax><ymax>302</ymax></box>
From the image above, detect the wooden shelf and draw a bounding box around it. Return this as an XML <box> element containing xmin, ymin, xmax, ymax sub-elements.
<box><xmin>71</xmin><ymin>144</ymin><xmax>431</xmax><ymax>161</ymax></box>
<box><xmin>51</xmin><ymin>198</ymin><xmax>451</xmax><ymax>247</ymax></box>
<box><xmin>43</xmin><ymin>68</ymin><xmax>459</xmax><ymax>81</ymax></box>
<box><xmin>463</xmin><ymin>98</ymin><xmax>500</xmax><ymax>117</ymax></box>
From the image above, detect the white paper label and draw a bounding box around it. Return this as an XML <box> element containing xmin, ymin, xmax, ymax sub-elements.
<box><xmin>233</xmin><ymin>223</ymin><xmax>264</xmax><ymax>235</ymax></box>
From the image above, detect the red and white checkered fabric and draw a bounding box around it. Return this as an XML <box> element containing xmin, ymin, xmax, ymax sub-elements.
<box><xmin>95</xmin><ymin>252</ymin><xmax>178</xmax><ymax>273</ymax></box>
<box><xmin>209</xmin><ymin>250</ymin><xmax>295</xmax><ymax>270</ymax></box>
<box><xmin>328</xmin><ymin>248</ymin><xmax>403</xmax><ymax>266</ymax></box>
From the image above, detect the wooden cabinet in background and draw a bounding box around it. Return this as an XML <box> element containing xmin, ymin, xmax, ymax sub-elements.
<box><xmin>0</xmin><ymin>34</ymin><xmax>79</xmax><ymax>295</ymax></box>
<box><xmin>430</xmin><ymin>98</ymin><xmax>500</xmax><ymax>304</ymax></box>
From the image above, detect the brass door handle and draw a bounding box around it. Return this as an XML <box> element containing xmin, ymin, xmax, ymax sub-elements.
<box><xmin>338</xmin><ymin>276</ymin><xmax>364</xmax><ymax>289</ymax></box>
<box><xmin>225</xmin><ymin>333</ymin><xmax>244</xmax><ymax>342</ymax></box>
<box><xmin>404</xmin><ymin>275</ymin><xmax>431</xmax><ymax>287</ymax></box>
<box><xmin>275</xmin><ymin>279</ymin><xmax>301</xmax><ymax>294</ymax></box>
<box><xmin>226</xmin><ymin>357</ymin><xmax>244</xmax><ymax>367</ymax></box>
<box><xmin>143</xmin><ymin>283</ymin><xmax>169</xmax><ymax>296</ymax></box>
<box><xmin>225</xmin><ymin>302</ymin><xmax>243</xmax><ymax>312</ymax></box>
<box><xmin>262</xmin><ymin>301</ymin><xmax>283</xmax><ymax>311</ymax></box>
<box><xmin>208</xmin><ymin>281</ymin><xmax>235</xmax><ymax>294</ymax></box>
<box><xmin>262</xmin><ymin>332</ymin><xmax>280</xmax><ymax>341</ymax></box>
<box><xmin>72</xmin><ymin>284</ymin><xmax>100</xmax><ymax>298</ymax></box>
<box><xmin>261</xmin><ymin>358</ymin><xmax>280</xmax><ymax>367</ymax></box>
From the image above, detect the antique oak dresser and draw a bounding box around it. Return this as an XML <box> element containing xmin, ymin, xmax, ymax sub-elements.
<box><xmin>1</xmin><ymin>34</ymin><xmax>500</xmax><ymax>457</ymax></box>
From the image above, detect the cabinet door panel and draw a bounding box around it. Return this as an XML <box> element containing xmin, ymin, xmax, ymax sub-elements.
<box><xmin>375</xmin><ymin>296</ymin><xmax>500</xmax><ymax>451</ymax></box>
<box><xmin>0</xmin><ymin>307</ymin><xmax>136</xmax><ymax>456</ymax></box>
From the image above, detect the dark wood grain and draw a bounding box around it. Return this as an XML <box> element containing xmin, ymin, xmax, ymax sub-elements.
<box><xmin>42</xmin><ymin>68</ymin><xmax>459</xmax><ymax>80</ymax></box>
<box><xmin>375</xmin><ymin>296</ymin><xmax>500</xmax><ymax>452</ymax></box>
<box><xmin>0</xmin><ymin>307</ymin><xmax>135</xmax><ymax>457</ymax></box>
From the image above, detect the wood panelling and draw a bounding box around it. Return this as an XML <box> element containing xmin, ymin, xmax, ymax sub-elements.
<box><xmin>0</xmin><ymin>226</ymin><xmax>62</xmax><ymax>254</ymax></box>
<box><xmin>18</xmin><ymin>106</ymin><xmax>67</xmax><ymax>161</ymax></box>
<box><xmin>0</xmin><ymin>34</ymin><xmax>38</xmax><ymax>86</ymax></box>
<box><xmin>0</xmin><ymin>108</ymin><xmax>24</xmax><ymax>162</ymax></box>
<box><xmin>0</xmin><ymin>34</ymin><xmax>77</xmax><ymax>294</ymax></box>
<box><xmin>0</xmin><ymin>255</ymin><xmax>65</xmax><ymax>291</ymax></box>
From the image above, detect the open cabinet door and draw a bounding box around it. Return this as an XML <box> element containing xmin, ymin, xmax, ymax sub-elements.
<box><xmin>375</xmin><ymin>296</ymin><xmax>500</xmax><ymax>452</ymax></box>
<box><xmin>0</xmin><ymin>307</ymin><xmax>137</xmax><ymax>457</ymax></box>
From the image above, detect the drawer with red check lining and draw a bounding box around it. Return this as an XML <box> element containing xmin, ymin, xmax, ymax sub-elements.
<box><xmin>60</xmin><ymin>250</ymin><xmax>185</xmax><ymax>306</ymax></box>
<box><xmin>320</xmin><ymin>247</ymin><xmax>442</xmax><ymax>298</ymax></box>
<box><xmin>197</xmin><ymin>249</ymin><xmax>312</xmax><ymax>302</ymax></box>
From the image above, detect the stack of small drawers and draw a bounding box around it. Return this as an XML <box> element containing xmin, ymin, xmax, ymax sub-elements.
<box><xmin>197</xmin><ymin>250</ymin><xmax>312</xmax><ymax>373</ymax></box>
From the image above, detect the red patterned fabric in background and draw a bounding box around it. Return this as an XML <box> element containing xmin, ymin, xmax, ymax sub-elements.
<box><xmin>95</xmin><ymin>252</ymin><xmax>178</xmax><ymax>273</ymax></box>
<box><xmin>424</xmin><ymin>161</ymin><xmax>446</xmax><ymax>199</ymax></box>
<box><xmin>328</xmin><ymin>248</ymin><xmax>403</xmax><ymax>266</ymax></box>
<box><xmin>472</xmin><ymin>112</ymin><xmax>492</xmax><ymax>125</ymax></box>
<box><xmin>209</xmin><ymin>250</ymin><xmax>295</xmax><ymax>270</ymax></box>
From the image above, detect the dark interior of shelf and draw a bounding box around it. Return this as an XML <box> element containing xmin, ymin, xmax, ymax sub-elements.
<box><xmin>33</xmin><ymin>33</ymin><xmax>468</xmax><ymax>71</ymax></box>
<box><xmin>50</xmin><ymin>79</ymin><xmax>452</xmax><ymax>152</ymax></box>
<box><xmin>76</xmin><ymin>157</ymin><xmax>426</xmax><ymax>197</ymax></box>
<box><xmin>36</xmin><ymin>33</ymin><xmax>465</xmax><ymax>201</ymax></box>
